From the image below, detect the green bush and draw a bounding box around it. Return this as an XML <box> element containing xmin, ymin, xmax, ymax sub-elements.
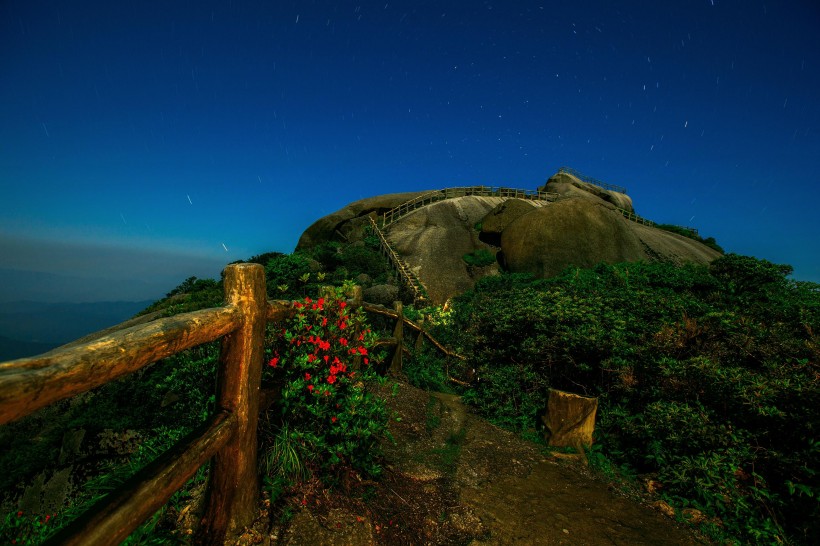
<box><xmin>261</xmin><ymin>284</ymin><xmax>390</xmax><ymax>483</ymax></box>
<box><xmin>443</xmin><ymin>259</ymin><xmax>820</xmax><ymax>544</ymax></box>
<box><xmin>462</xmin><ymin>249</ymin><xmax>497</xmax><ymax>267</ymax></box>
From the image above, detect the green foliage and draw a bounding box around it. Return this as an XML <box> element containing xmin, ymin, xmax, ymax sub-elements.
<box><xmin>262</xmin><ymin>284</ymin><xmax>390</xmax><ymax>481</ymax></box>
<box><xmin>264</xmin><ymin>252</ymin><xmax>315</xmax><ymax>299</ymax></box>
<box><xmin>142</xmin><ymin>276</ymin><xmax>223</xmax><ymax>316</ymax></box>
<box><xmin>338</xmin><ymin>244</ymin><xmax>389</xmax><ymax>281</ymax></box>
<box><xmin>1</xmin><ymin>511</ymin><xmax>59</xmax><ymax>545</ymax></box>
<box><xmin>443</xmin><ymin>259</ymin><xmax>820</xmax><ymax>544</ymax></box>
<box><xmin>403</xmin><ymin>345</ymin><xmax>456</xmax><ymax>393</ymax></box>
<box><xmin>462</xmin><ymin>249</ymin><xmax>497</xmax><ymax>267</ymax></box>
<box><xmin>0</xmin><ymin>343</ymin><xmax>218</xmax><ymax>543</ymax></box>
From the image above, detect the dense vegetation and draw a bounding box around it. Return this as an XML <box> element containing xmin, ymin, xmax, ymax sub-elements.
<box><xmin>3</xmin><ymin>232</ymin><xmax>818</xmax><ymax>544</ymax></box>
<box><xmin>425</xmin><ymin>255</ymin><xmax>818</xmax><ymax>544</ymax></box>
<box><xmin>1</xmin><ymin>247</ymin><xmax>392</xmax><ymax>544</ymax></box>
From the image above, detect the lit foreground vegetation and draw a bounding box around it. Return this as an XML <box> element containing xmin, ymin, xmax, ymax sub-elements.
<box><xmin>1</xmin><ymin>246</ymin><xmax>818</xmax><ymax>545</ymax></box>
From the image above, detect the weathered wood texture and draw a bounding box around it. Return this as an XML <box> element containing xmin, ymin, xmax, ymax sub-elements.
<box><xmin>542</xmin><ymin>389</ymin><xmax>598</xmax><ymax>449</ymax></box>
<box><xmin>46</xmin><ymin>412</ymin><xmax>237</xmax><ymax>546</ymax></box>
<box><xmin>0</xmin><ymin>305</ymin><xmax>240</xmax><ymax>426</ymax></box>
<box><xmin>0</xmin><ymin>263</ymin><xmax>291</xmax><ymax>545</ymax></box>
<box><xmin>51</xmin><ymin>310</ymin><xmax>164</xmax><ymax>352</ymax></box>
<box><xmin>199</xmin><ymin>263</ymin><xmax>268</xmax><ymax>544</ymax></box>
<box><xmin>266</xmin><ymin>299</ymin><xmax>296</xmax><ymax>322</ymax></box>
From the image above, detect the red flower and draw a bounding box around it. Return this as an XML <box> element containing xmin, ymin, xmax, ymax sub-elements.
<box><xmin>305</xmin><ymin>372</ymin><xmax>311</xmax><ymax>381</ymax></box>
<box><xmin>318</xmin><ymin>297</ymin><xmax>325</xmax><ymax>307</ymax></box>
<box><xmin>324</xmin><ymin>355</ymin><xmax>330</xmax><ymax>363</ymax></box>
<box><xmin>339</xmin><ymin>337</ymin><xmax>348</xmax><ymax>346</ymax></box>
<box><xmin>307</xmin><ymin>384</ymin><xmax>315</xmax><ymax>392</ymax></box>
<box><xmin>339</xmin><ymin>301</ymin><xmax>347</xmax><ymax>309</ymax></box>
<box><xmin>307</xmin><ymin>354</ymin><xmax>316</xmax><ymax>363</ymax></box>
<box><xmin>339</xmin><ymin>322</ymin><xmax>347</xmax><ymax>330</ymax></box>
<box><xmin>327</xmin><ymin>375</ymin><xmax>337</xmax><ymax>384</ymax></box>
<box><xmin>358</xmin><ymin>346</ymin><xmax>368</xmax><ymax>355</ymax></box>
<box><xmin>322</xmin><ymin>317</ymin><xmax>328</xmax><ymax>326</ymax></box>
<box><xmin>268</xmin><ymin>357</ymin><xmax>279</xmax><ymax>368</ymax></box>
<box><xmin>320</xmin><ymin>340</ymin><xmax>331</xmax><ymax>351</ymax></box>
<box><xmin>331</xmin><ymin>416</ymin><xmax>338</xmax><ymax>423</ymax></box>
<box><xmin>16</xmin><ymin>511</ymin><xmax>23</xmax><ymax>518</ymax></box>
<box><xmin>305</xmin><ymin>297</ymin><xmax>312</xmax><ymax>304</ymax></box>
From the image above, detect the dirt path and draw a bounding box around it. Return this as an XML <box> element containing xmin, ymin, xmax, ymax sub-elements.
<box><xmin>261</xmin><ymin>382</ymin><xmax>705</xmax><ymax>545</ymax></box>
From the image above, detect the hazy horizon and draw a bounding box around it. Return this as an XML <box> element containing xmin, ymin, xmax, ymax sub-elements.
<box><xmin>0</xmin><ymin>233</ymin><xmax>229</xmax><ymax>303</ymax></box>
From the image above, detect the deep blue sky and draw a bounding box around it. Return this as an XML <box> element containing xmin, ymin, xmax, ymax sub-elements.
<box><xmin>2</xmin><ymin>0</ymin><xmax>819</xmax><ymax>302</ymax></box>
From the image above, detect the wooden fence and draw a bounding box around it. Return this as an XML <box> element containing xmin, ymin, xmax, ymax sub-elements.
<box><xmin>0</xmin><ymin>263</ymin><xmax>294</xmax><ymax>546</ymax></box>
<box><xmin>381</xmin><ymin>186</ymin><xmax>559</xmax><ymax>227</ymax></box>
<box><xmin>617</xmin><ymin>207</ymin><xmax>656</xmax><ymax>227</ymax></box>
<box><xmin>0</xmin><ymin>264</ymin><xmax>469</xmax><ymax>545</ymax></box>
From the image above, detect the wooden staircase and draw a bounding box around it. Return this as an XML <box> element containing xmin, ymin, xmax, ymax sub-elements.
<box><xmin>367</xmin><ymin>216</ymin><xmax>428</xmax><ymax>305</ymax></box>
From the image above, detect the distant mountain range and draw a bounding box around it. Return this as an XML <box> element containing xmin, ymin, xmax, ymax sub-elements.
<box><xmin>0</xmin><ymin>300</ymin><xmax>153</xmax><ymax>361</ymax></box>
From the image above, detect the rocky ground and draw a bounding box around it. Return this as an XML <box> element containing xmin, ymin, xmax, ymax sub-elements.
<box><xmin>229</xmin><ymin>381</ymin><xmax>707</xmax><ymax>546</ymax></box>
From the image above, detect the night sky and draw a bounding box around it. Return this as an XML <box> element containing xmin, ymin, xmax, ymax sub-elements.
<box><xmin>2</xmin><ymin>0</ymin><xmax>819</xmax><ymax>303</ymax></box>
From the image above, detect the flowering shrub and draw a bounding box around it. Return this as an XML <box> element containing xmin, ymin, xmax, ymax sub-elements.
<box><xmin>262</xmin><ymin>284</ymin><xmax>389</xmax><ymax>482</ymax></box>
<box><xmin>1</xmin><ymin>511</ymin><xmax>58</xmax><ymax>545</ymax></box>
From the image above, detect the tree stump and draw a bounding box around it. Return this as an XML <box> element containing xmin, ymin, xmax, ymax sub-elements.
<box><xmin>541</xmin><ymin>389</ymin><xmax>598</xmax><ymax>449</ymax></box>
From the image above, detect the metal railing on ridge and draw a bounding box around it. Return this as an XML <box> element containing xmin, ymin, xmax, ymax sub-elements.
<box><xmin>558</xmin><ymin>166</ymin><xmax>628</xmax><ymax>195</ymax></box>
<box><xmin>381</xmin><ymin>186</ymin><xmax>559</xmax><ymax>227</ymax></box>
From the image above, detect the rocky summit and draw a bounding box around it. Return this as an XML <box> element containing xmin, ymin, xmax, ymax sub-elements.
<box><xmin>297</xmin><ymin>170</ymin><xmax>723</xmax><ymax>304</ymax></box>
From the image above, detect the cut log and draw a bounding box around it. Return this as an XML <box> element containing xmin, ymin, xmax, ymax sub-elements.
<box><xmin>541</xmin><ymin>389</ymin><xmax>598</xmax><ymax>449</ymax></box>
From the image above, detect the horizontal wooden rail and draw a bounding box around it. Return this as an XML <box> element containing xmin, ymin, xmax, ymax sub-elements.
<box><xmin>0</xmin><ymin>305</ymin><xmax>241</xmax><ymax>426</ymax></box>
<box><xmin>0</xmin><ymin>263</ymin><xmax>298</xmax><ymax>545</ymax></box>
<box><xmin>47</xmin><ymin>411</ymin><xmax>238</xmax><ymax>546</ymax></box>
<box><xmin>362</xmin><ymin>303</ymin><xmax>464</xmax><ymax>360</ymax></box>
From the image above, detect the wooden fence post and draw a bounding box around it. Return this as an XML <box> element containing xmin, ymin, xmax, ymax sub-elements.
<box><xmin>541</xmin><ymin>389</ymin><xmax>598</xmax><ymax>451</ymax></box>
<box><xmin>199</xmin><ymin>263</ymin><xmax>267</xmax><ymax>544</ymax></box>
<box><xmin>389</xmin><ymin>301</ymin><xmax>404</xmax><ymax>375</ymax></box>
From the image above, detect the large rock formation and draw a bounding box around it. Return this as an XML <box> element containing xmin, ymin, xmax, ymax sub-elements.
<box><xmin>296</xmin><ymin>172</ymin><xmax>723</xmax><ymax>304</ymax></box>
<box><xmin>499</xmin><ymin>198</ymin><xmax>720</xmax><ymax>279</ymax></box>
<box><xmin>297</xmin><ymin>191</ymin><xmax>429</xmax><ymax>249</ymax></box>
<box><xmin>541</xmin><ymin>171</ymin><xmax>635</xmax><ymax>212</ymax></box>
<box><xmin>385</xmin><ymin>196</ymin><xmax>510</xmax><ymax>303</ymax></box>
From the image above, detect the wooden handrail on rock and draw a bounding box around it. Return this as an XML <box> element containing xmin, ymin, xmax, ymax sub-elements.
<box><xmin>558</xmin><ymin>166</ymin><xmax>628</xmax><ymax>194</ymax></box>
<box><xmin>0</xmin><ymin>263</ymin><xmax>296</xmax><ymax>546</ymax></box>
<box><xmin>381</xmin><ymin>185</ymin><xmax>559</xmax><ymax>227</ymax></box>
<box><xmin>367</xmin><ymin>216</ymin><xmax>427</xmax><ymax>304</ymax></box>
